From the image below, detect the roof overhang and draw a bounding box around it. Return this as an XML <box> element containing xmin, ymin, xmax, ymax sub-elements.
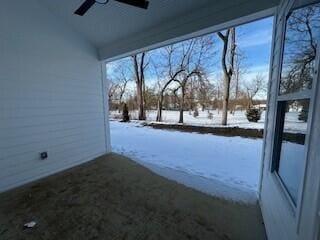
<box><xmin>40</xmin><ymin>0</ymin><xmax>280</xmax><ymax>61</ymax></box>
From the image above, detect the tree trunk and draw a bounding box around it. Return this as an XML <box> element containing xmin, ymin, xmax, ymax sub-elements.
<box><xmin>156</xmin><ymin>94</ymin><xmax>163</xmax><ymax>122</ymax></box>
<box><xmin>217</xmin><ymin>28</ymin><xmax>235</xmax><ymax>126</ymax></box>
<box><xmin>231</xmin><ymin>72</ymin><xmax>239</xmax><ymax>115</ymax></box>
<box><xmin>179</xmin><ymin>108</ymin><xmax>183</xmax><ymax>123</ymax></box>
<box><xmin>137</xmin><ymin>82</ymin><xmax>145</xmax><ymax>120</ymax></box>
<box><xmin>118</xmin><ymin>97</ymin><xmax>123</xmax><ymax>113</ymax></box>
<box><xmin>235</xmin><ymin>74</ymin><xmax>239</xmax><ymax>100</ymax></box>
<box><xmin>222</xmin><ymin>74</ymin><xmax>231</xmax><ymax>125</ymax></box>
<box><xmin>248</xmin><ymin>95</ymin><xmax>253</xmax><ymax>108</ymax></box>
<box><xmin>132</xmin><ymin>53</ymin><xmax>146</xmax><ymax>120</ymax></box>
<box><xmin>109</xmin><ymin>99</ymin><xmax>113</xmax><ymax>112</ymax></box>
<box><xmin>179</xmin><ymin>87</ymin><xmax>185</xmax><ymax>123</ymax></box>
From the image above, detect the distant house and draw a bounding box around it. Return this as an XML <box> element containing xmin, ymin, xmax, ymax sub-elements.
<box><xmin>253</xmin><ymin>103</ymin><xmax>267</xmax><ymax>111</ymax></box>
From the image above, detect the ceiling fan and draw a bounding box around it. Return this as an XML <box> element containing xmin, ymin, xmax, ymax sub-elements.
<box><xmin>74</xmin><ymin>0</ymin><xmax>150</xmax><ymax>16</ymax></box>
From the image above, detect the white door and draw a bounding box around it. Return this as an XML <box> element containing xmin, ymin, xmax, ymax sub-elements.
<box><xmin>260</xmin><ymin>0</ymin><xmax>320</xmax><ymax>239</ymax></box>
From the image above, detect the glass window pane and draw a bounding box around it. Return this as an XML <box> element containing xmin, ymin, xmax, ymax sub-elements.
<box><xmin>276</xmin><ymin>99</ymin><xmax>309</xmax><ymax>204</ymax></box>
<box><xmin>280</xmin><ymin>3</ymin><xmax>320</xmax><ymax>94</ymax></box>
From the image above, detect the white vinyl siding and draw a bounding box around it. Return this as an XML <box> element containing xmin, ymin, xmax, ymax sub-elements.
<box><xmin>0</xmin><ymin>0</ymin><xmax>108</xmax><ymax>192</ymax></box>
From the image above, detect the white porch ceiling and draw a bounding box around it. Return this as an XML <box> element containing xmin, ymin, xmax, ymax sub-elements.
<box><xmin>39</xmin><ymin>0</ymin><xmax>280</xmax><ymax>60</ymax></box>
<box><xmin>40</xmin><ymin>0</ymin><xmax>212</xmax><ymax>48</ymax></box>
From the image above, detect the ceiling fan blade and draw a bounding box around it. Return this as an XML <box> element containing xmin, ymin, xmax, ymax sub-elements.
<box><xmin>115</xmin><ymin>0</ymin><xmax>149</xmax><ymax>9</ymax></box>
<box><xmin>74</xmin><ymin>0</ymin><xmax>96</xmax><ymax>16</ymax></box>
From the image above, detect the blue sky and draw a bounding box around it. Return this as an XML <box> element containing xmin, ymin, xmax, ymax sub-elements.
<box><xmin>237</xmin><ymin>17</ymin><xmax>273</xmax><ymax>73</ymax></box>
<box><xmin>107</xmin><ymin>16</ymin><xmax>274</xmax><ymax>98</ymax></box>
<box><xmin>203</xmin><ymin>16</ymin><xmax>274</xmax><ymax>79</ymax></box>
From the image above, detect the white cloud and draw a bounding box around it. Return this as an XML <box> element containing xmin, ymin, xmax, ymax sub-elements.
<box><xmin>242</xmin><ymin>64</ymin><xmax>270</xmax><ymax>80</ymax></box>
<box><xmin>238</xmin><ymin>29</ymin><xmax>273</xmax><ymax>48</ymax></box>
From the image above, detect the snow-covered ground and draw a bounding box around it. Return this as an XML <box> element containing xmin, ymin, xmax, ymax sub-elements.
<box><xmin>110</xmin><ymin>121</ymin><xmax>263</xmax><ymax>202</ymax></box>
<box><xmin>110</xmin><ymin>110</ymin><xmax>306</xmax><ymax>133</ymax></box>
<box><xmin>111</xmin><ymin>109</ymin><xmax>265</xmax><ymax>129</ymax></box>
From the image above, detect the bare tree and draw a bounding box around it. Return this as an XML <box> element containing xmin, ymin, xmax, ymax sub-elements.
<box><xmin>107</xmin><ymin>61</ymin><xmax>132</xmax><ymax>112</ymax></box>
<box><xmin>132</xmin><ymin>52</ymin><xmax>147</xmax><ymax>120</ymax></box>
<box><xmin>116</xmin><ymin>75</ymin><xmax>130</xmax><ymax>112</ymax></box>
<box><xmin>217</xmin><ymin>28</ymin><xmax>236</xmax><ymax>125</ymax></box>
<box><xmin>232</xmin><ymin>48</ymin><xmax>247</xmax><ymax>111</ymax></box>
<box><xmin>196</xmin><ymin>77</ymin><xmax>215</xmax><ymax>111</ymax></box>
<box><xmin>212</xmin><ymin>73</ymin><xmax>224</xmax><ymax>113</ymax></box>
<box><xmin>112</xmin><ymin>65</ymin><xmax>131</xmax><ymax>111</ymax></box>
<box><xmin>173</xmin><ymin>38</ymin><xmax>211</xmax><ymax>123</ymax></box>
<box><xmin>280</xmin><ymin>4</ymin><xmax>319</xmax><ymax>93</ymax></box>
<box><xmin>175</xmin><ymin>72</ymin><xmax>202</xmax><ymax>123</ymax></box>
<box><xmin>154</xmin><ymin>37</ymin><xmax>212</xmax><ymax>123</ymax></box>
<box><xmin>108</xmin><ymin>80</ymin><xmax>118</xmax><ymax>110</ymax></box>
<box><xmin>153</xmin><ymin>46</ymin><xmax>184</xmax><ymax>122</ymax></box>
<box><xmin>245</xmin><ymin>73</ymin><xmax>266</xmax><ymax>107</ymax></box>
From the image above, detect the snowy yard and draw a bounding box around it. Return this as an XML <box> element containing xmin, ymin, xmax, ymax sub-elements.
<box><xmin>110</xmin><ymin>121</ymin><xmax>264</xmax><ymax>202</ymax></box>
<box><xmin>110</xmin><ymin>110</ymin><xmax>306</xmax><ymax>133</ymax></box>
<box><xmin>111</xmin><ymin>109</ymin><xmax>265</xmax><ymax>129</ymax></box>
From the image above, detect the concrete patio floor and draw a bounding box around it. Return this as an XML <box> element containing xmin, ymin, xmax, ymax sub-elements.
<box><xmin>0</xmin><ymin>153</ymin><xmax>266</xmax><ymax>240</ymax></box>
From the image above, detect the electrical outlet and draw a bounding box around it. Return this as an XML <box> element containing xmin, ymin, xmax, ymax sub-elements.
<box><xmin>40</xmin><ymin>152</ymin><xmax>48</xmax><ymax>160</ymax></box>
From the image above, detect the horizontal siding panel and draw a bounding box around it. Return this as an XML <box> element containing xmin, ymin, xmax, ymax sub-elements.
<box><xmin>0</xmin><ymin>61</ymin><xmax>100</xmax><ymax>88</ymax></box>
<box><xmin>0</xmin><ymin>98</ymin><xmax>103</xmax><ymax>109</ymax></box>
<box><xmin>0</xmin><ymin>80</ymin><xmax>102</xmax><ymax>98</ymax></box>
<box><xmin>0</xmin><ymin>102</ymin><xmax>101</xmax><ymax>111</ymax></box>
<box><xmin>0</xmin><ymin>92</ymin><xmax>102</xmax><ymax>103</ymax></box>
<box><xmin>0</xmin><ymin>117</ymin><xmax>103</xmax><ymax>134</ymax></box>
<box><xmin>0</xmin><ymin>112</ymin><xmax>104</xmax><ymax>129</ymax></box>
<box><xmin>0</xmin><ymin>67</ymin><xmax>101</xmax><ymax>90</ymax></box>
<box><xmin>0</xmin><ymin>105</ymin><xmax>103</xmax><ymax>119</ymax></box>
<box><xmin>0</xmin><ymin>126</ymin><xmax>104</xmax><ymax>151</ymax></box>
<box><xmin>0</xmin><ymin>98</ymin><xmax>102</xmax><ymax>108</ymax></box>
<box><xmin>0</xmin><ymin>118</ymin><xmax>104</xmax><ymax>139</ymax></box>
<box><xmin>0</xmin><ymin>108</ymin><xmax>103</xmax><ymax>121</ymax></box>
<box><xmin>0</xmin><ymin>150</ymin><xmax>106</xmax><ymax>192</ymax></box>
<box><xmin>1</xmin><ymin>136</ymin><xmax>106</xmax><ymax>178</ymax></box>
<box><xmin>1</xmin><ymin>133</ymin><xmax>105</xmax><ymax>165</ymax></box>
<box><xmin>0</xmin><ymin>69</ymin><xmax>101</xmax><ymax>86</ymax></box>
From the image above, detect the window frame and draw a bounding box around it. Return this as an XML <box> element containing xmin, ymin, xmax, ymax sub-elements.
<box><xmin>272</xmin><ymin>99</ymin><xmax>310</xmax><ymax>204</ymax></box>
<box><xmin>270</xmin><ymin>1</ymin><xmax>320</xmax><ymax>219</ymax></box>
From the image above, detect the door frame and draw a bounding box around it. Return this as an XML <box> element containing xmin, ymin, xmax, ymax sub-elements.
<box><xmin>101</xmin><ymin>61</ymin><xmax>112</xmax><ymax>153</ymax></box>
